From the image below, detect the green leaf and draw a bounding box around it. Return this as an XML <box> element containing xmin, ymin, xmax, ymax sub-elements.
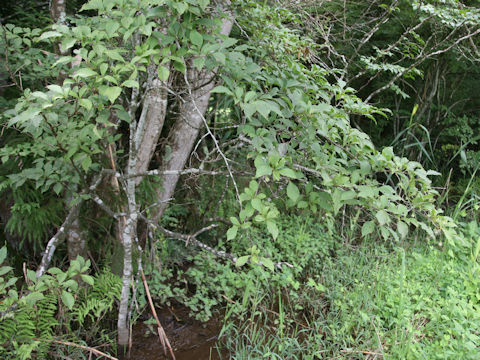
<box><xmin>235</xmin><ymin>255</ymin><xmax>249</xmax><ymax>267</ymax></box>
<box><xmin>211</xmin><ymin>86</ymin><xmax>233</xmax><ymax>95</ymax></box>
<box><xmin>61</xmin><ymin>38</ymin><xmax>76</xmax><ymax>51</ymax></box>
<box><xmin>0</xmin><ymin>247</ymin><xmax>6</xmax><ymax>264</ymax></box>
<box><xmin>242</xmin><ymin>103</ymin><xmax>256</xmax><ymax>119</ymax></box>
<box><xmin>255</xmin><ymin>165</ymin><xmax>272</xmax><ymax>178</ymax></box>
<box><xmin>121</xmin><ymin>80</ymin><xmax>139</xmax><ymax>88</ymax></box>
<box><xmin>99</xmin><ymin>86</ymin><xmax>122</xmax><ymax>104</ymax></box>
<box><xmin>173</xmin><ymin>61</ymin><xmax>186</xmax><ymax>74</ymax></box>
<box><xmin>279</xmin><ymin>167</ymin><xmax>297</xmax><ymax>178</ymax></box>
<box><xmin>244</xmin><ymin>91</ymin><xmax>256</xmax><ymax>103</ymax></box>
<box><xmin>340</xmin><ymin>190</ymin><xmax>356</xmax><ymax>201</ymax></box>
<box><xmin>190</xmin><ymin>57</ymin><xmax>204</xmax><ymax>71</ymax></box>
<box><xmin>251</xmin><ymin>198</ymin><xmax>263</xmax><ymax>211</ymax></box>
<box><xmin>27</xmin><ymin>270</ymin><xmax>37</xmax><ymax>283</ymax></box>
<box><xmin>99</xmin><ymin>63</ymin><xmax>108</xmax><ymax>76</ymax></box>
<box><xmin>47</xmin><ymin>267</ymin><xmax>63</xmax><ymax>275</ymax></box>
<box><xmin>61</xmin><ymin>290</ymin><xmax>75</xmax><ymax>310</ymax></box>
<box><xmin>158</xmin><ymin>66</ymin><xmax>170</xmax><ymax>82</ymax></box>
<box><xmin>47</xmin><ymin>84</ymin><xmax>64</xmax><ymax>94</ymax></box>
<box><xmin>81</xmin><ymin>156</ymin><xmax>92</xmax><ymax>172</ymax></box>
<box><xmin>375</xmin><ymin>210</ymin><xmax>390</xmax><ymax>226</ymax></box>
<box><xmin>53</xmin><ymin>183</ymin><xmax>63</xmax><ymax>195</ymax></box>
<box><xmin>266</xmin><ymin>220</ymin><xmax>279</xmax><ymax>240</ymax></box>
<box><xmin>226</xmin><ymin>225</ymin><xmax>238</xmax><ymax>241</ymax></box>
<box><xmin>74</xmin><ymin>68</ymin><xmax>97</xmax><ymax>78</ymax></box>
<box><xmin>105</xmin><ymin>49</ymin><xmax>125</xmax><ymax>62</ymax></box>
<box><xmin>190</xmin><ymin>30</ymin><xmax>203</xmax><ymax>47</ymax></box>
<box><xmin>213</xmin><ymin>52</ymin><xmax>226</xmax><ymax>64</ymax></box>
<box><xmin>0</xmin><ymin>266</ymin><xmax>12</xmax><ymax>276</ymax></box>
<box><xmin>361</xmin><ymin>221</ymin><xmax>375</xmax><ymax>237</ymax></box>
<box><xmin>24</xmin><ymin>292</ymin><xmax>44</xmax><ymax>306</ymax></box>
<box><xmin>39</xmin><ymin>31</ymin><xmax>61</xmax><ymax>40</ymax></box>
<box><xmin>261</xmin><ymin>258</ymin><xmax>275</xmax><ymax>272</ymax></box>
<box><xmin>173</xmin><ymin>2</ymin><xmax>188</xmax><ymax>14</ymax></box>
<box><xmin>397</xmin><ymin>221</ymin><xmax>409</xmax><ymax>239</ymax></box>
<box><xmin>81</xmin><ymin>274</ymin><xmax>95</xmax><ymax>286</ymax></box>
<box><xmin>287</xmin><ymin>182</ymin><xmax>300</xmax><ymax>202</ymax></box>
<box><xmin>63</xmin><ymin>279</ymin><xmax>78</xmax><ymax>291</ymax></box>
<box><xmin>116</xmin><ymin>108</ymin><xmax>130</xmax><ymax>122</ymax></box>
<box><xmin>79</xmin><ymin>98</ymin><xmax>92</xmax><ymax>111</ymax></box>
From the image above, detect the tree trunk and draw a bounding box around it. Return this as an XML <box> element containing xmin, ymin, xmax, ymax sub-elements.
<box><xmin>153</xmin><ymin>16</ymin><xmax>233</xmax><ymax>221</ymax></box>
<box><xmin>117</xmin><ymin>129</ymin><xmax>139</xmax><ymax>346</ymax></box>
<box><xmin>50</xmin><ymin>0</ymin><xmax>69</xmax><ymax>57</ymax></box>
<box><xmin>50</xmin><ymin>0</ymin><xmax>87</xmax><ymax>261</ymax></box>
<box><xmin>135</xmin><ymin>65</ymin><xmax>169</xmax><ymax>185</ymax></box>
<box><xmin>66</xmin><ymin>206</ymin><xmax>87</xmax><ymax>261</ymax></box>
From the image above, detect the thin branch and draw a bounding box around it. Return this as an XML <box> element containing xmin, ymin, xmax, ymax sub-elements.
<box><xmin>109</xmin><ymin>168</ymin><xmax>242</xmax><ymax>178</ymax></box>
<box><xmin>35</xmin><ymin>338</ymin><xmax>118</xmax><ymax>360</ymax></box>
<box><xmin>157</xmin><ymin>225</ymin><xmax>293</xmax><ymax>269</ymax></box>
<box><xmin>36</xmin><ymin>174</ymin><xmax>103</xmax><ymax>278</ymax></box>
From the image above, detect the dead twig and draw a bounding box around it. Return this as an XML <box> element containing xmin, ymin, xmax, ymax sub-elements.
<box><xmin>140</xmin><ymin>269</ymin><xmax>176</xmax><ymax>360</ymax></box>
<box><xmin>35</xmin><ymin>338</ymin><xmax>118</xmax><ymax>360</ymax></box>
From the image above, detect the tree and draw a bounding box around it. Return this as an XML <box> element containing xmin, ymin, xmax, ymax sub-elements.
<box><xmin>290</xmin><ymin>0</ymin><xmax>480</xmax><ymax>180</ymax></box>
<box><xmin>0</xmin><ymin>0</ymin><xmax>457</xmax><ymax>346</ymax></box>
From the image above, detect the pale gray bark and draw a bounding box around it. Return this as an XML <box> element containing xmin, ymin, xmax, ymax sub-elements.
<box><xmin>153</xmin><ymin>15</ymin><xmax>234</xmax><ymax>221</ymax></box>
<box><xmin>116</xmin><ymin>4</ymin><xmax>233</xmax><ymax>345</ymax></box>
<box><xmin>50</xmin><ymin>0</ymin><xmax>66</xmax><ymax>25</ymax></box>
<box><xmin>36</xmin><ymin>175</ymin><xmax>103</xmax><ymax>278</ymax></box>
<box><xmin>50</xmin><ymin>0</ymin><xmax>87</xmax><ymax>260</ymax></box>
<box><xmin>50</xmin><ymin>0</ymin><xmax>69</xmax><ymax>57</ymax></box>
<box><xmin>66</xmin><ymin>207</ymin><xmax>87</xmax><ymax>261</ymax></box>
<box><xmin>134</xmin><ymin>67</ymin><xmax>169</xmax><ymax>185</ymax></box>
<box><xmin>36</xmin><ymin>203</ymin><xmax>81</xmax><ymax>278</ymax></box>
<box><xmin>117</xmin><ymin>95</ymin><xmax>140</xmax><ymax>346</ymax></box>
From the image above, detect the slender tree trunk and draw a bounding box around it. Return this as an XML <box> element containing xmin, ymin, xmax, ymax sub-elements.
<box><xmin>50</xmin><ymin>0</ymin><xmax>87</xmax><ymax>260</ymax></box>
<box><xmin>50</xmin><ymin>0</ymin><xmax>66</xmax><ymax>24</ymax></box>
<box><xmin>135</xmin><ymin>65</ymin><xmax>169</xmax><ymax>185</ymax></box>
<box><xmin>50</xmin><ymin>0</ymin><xmax>69</xmax><ymax>57</ymax></box>
<box><xmin>117</xmin><ymin>98</ymin><xmax>141</xmax><ymax>346</ymax></box>
<box><xmin>116</xmin><ymin>5</ymin><xmax>233</xmax><ymax>346</ymax></box>
<box><xmin>66</xmin><ymin>206</ymin><xmax>87</xmax><ymax>261</ymax></box>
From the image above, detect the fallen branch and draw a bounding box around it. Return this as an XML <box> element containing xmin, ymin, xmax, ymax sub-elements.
<box><xmin>34</xmin><ymin>338</ymin><xmax>118</xmax><ymax>360</ymax></box>
<box><xmin>140</xmin><ymin>269</ymin><xmax>176</xmax><ymax>360</ymax></box>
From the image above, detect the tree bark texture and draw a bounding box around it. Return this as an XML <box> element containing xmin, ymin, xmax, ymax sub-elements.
<box><xmin>50</xmin><ymin>0</ymin><xmax>66</xmax><ymax>24</ymax></box>
<box><xmin>66</xmin><ymin>206</ymin><xmax>87</xmax><ymax>262</ymax></box>
<box><xmin>117</xmin><ymin>108</ymin><xmax>140</xmax><ymax>346</ymax></box>
<box><xmin>134</xmin><ymin>66</ymin><xmax>169</xmax><ymax>185</ymax></box>
<box><xmin>153</xmin><ymin>15</ymin><xmax>234</xmax><ymax>221</ymax></box>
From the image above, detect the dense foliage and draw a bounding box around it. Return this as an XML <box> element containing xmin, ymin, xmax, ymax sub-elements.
<box><xmin>0</xmin><ymin>0</ymin><xmax>479</xmax><ymax>358</ymax></box>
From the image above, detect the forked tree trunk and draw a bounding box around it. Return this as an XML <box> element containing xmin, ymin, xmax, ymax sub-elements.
<box><xmin>116</xmin><ymin>5</ymin><xmax>233</xmax><ymax>347</ymax></box>
<box><xmin>135</xmin><ymin>66</ymin><xmax>169</xmax><ymax>185</ymax></box>
<box><xmin>153</xmin><ymin>15</ymin><xmax>233</xmax><ymax>221</ymax></box>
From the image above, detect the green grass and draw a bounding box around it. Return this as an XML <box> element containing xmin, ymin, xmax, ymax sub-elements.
<box><xmin>216</xmin><ymin>219</ymin><xmax>480</xmax><ymax>359</ymax></box>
